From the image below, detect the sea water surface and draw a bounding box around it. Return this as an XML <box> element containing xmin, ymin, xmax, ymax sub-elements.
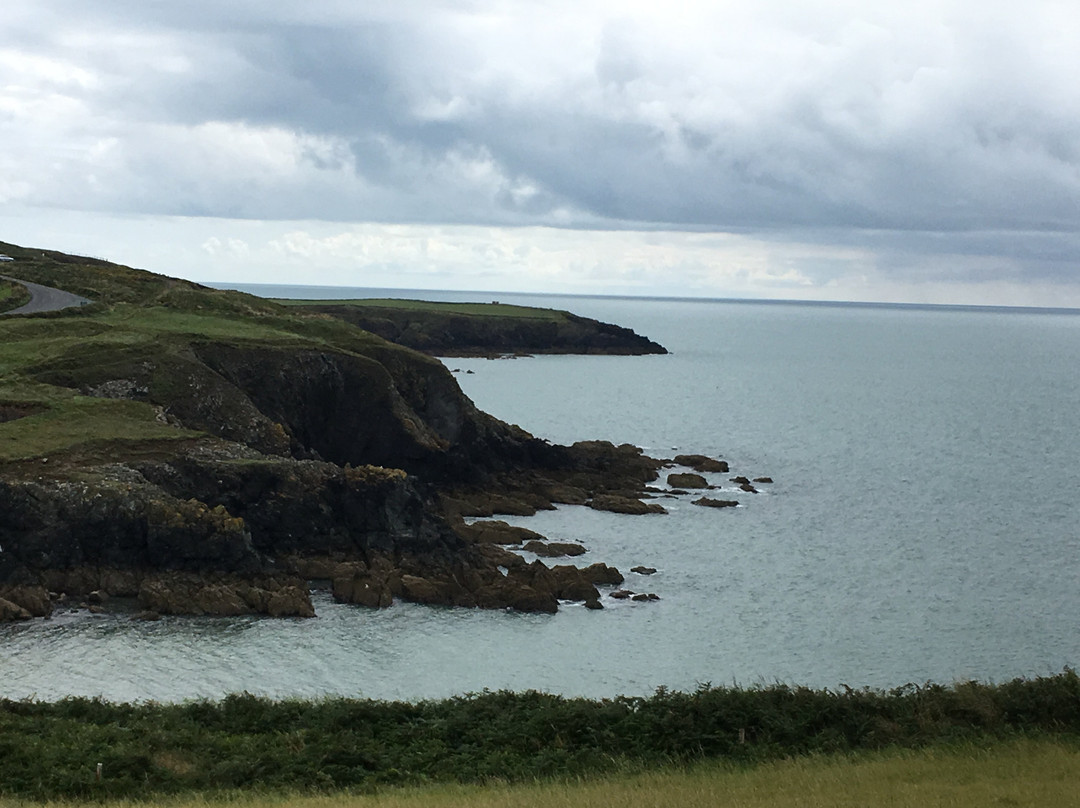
<box><xmin>3</xmin><ymin>289</ymin><xmax>1079</xmax><ymax>702</ymax></box>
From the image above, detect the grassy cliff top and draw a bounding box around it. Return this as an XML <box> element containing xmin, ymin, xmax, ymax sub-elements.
<box><xmin>0</xmin><ymin>242</ymin><xmax>426</xmax><ymax>466</ymax></box>
<box><xmin>274</xmin><ymin>297</ymin><xmax>568</xmax><ymax>321</ymax></box>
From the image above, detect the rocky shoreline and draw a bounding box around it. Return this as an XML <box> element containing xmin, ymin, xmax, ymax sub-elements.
<box><xmin>0</xmin><ymin>241</ymin><xmax>767</xmax><ymax>623</ymax></box>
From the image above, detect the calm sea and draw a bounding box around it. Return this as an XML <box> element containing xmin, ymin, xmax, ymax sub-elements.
<box><xmin>3</xmin><ymin>287</ymin><xmax>1079</xmax><ymax>702</ymax></box>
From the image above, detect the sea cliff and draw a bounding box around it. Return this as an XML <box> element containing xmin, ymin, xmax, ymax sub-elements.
<box><xmin>0</xmin><ymin>242</ymin><xmax>670</xmax><ymax>620</ymax></box>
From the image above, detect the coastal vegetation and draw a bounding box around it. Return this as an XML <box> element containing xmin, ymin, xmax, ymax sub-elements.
<box><xmin>0</xmin><ymin>672</ymin><xmax>1077</xmax><ymax>800</ymax></box>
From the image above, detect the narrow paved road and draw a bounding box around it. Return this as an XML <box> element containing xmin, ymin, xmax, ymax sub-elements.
<box><xmin>1</xmin><ymin>275</ymin><xmax>91</xmax><ymax>315</ymax></box>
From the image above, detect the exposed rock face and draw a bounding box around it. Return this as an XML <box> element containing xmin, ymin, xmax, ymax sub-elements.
<box><xmin>138</xmin><ymin>572</ymin><xmax>315</xmax><ymax>618</ymax></box>
<box><xmin>0</xmin><ymin>246</ymin><xmax>688</xmax><ymax>621</ymax></box>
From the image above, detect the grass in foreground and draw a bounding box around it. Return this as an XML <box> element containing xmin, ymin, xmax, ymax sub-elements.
<box><xmin>2</xmin><ymin>738</ymin><xmax>1077</xmax><ymax>808</ymax></box>
<box><xmin>2</xmin><ymin>673</ymin><xmax>1080</xmax><ymax>801</ymax></box>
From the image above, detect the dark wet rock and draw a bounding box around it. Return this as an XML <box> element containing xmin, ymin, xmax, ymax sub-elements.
<box><xmin>731</xmin><ymin>476</ymin><xmax>751</xmax><ymax>485</ymax></box>
<box><xmin>332</xmin><ymin>569</ymin><xmax>389</xmax><ymax>608</ymax></box>
<box><xmin>580</xmin><ymin>563</ymin><xmax>624</xmax><ymax>586</ymax></box>
<box><xmin>522</xmin><ymin>540</ymin><xmax>587</xmax><ymax>557</ymax></box>
<box><xmin>0</xmin><ymin>584</ymin><xmax>52</xmax><ymax>617</ymax></box>
<box><xmin>674</xmin><ymin>454</ymin><xmax>729</xmax><ymax>473</ymax></box>
<box><xmin>132</xmin><ymin>610</ymin><xmax>161</xmax><ymax>621</ymax></box>
<box><xmin>584</xmin><ymin>597</ymin><xmax>603</xmax><ymax>610</ymax></box>
<box><xmin>667</xmin><ymin>472</ymin><xmax>709</xmax><ymax>489</ymax></box>
<box><xmin>547</xmin><ymin>565</ymin><xmax>601</xmax><ymax>602</ymax></box>
<box><xmin>630</xmin><ymin>566</ymin><xmax>657</xmax><ymax>575</ymax></box>
<box><xmin>693</xmin><ymin>497</ymin><xmax>740</xmax><ymax>509</ymax></box>
<box><xmin>456</xmin><ymin>520</ymin><xmax>544</xmax><ymax>545</ymax></box>
<box><xmin>609</xmin><ymin>589</ymin><xmax>634</xmax><ymax>600</ymax></box>
<box><xmin>739</xmin><ymin>483</ymin><xmax>759</xmax><ymax>493</ymax></box>
<box><xmin>588</xmin><ymin>494</ymin><xmax>667</xmax><ymax>515</ymax></box>
<box><xmin>136</xmin><ymin>571</ymin><xmax>315</xmax><ymax>617</ymax></box>
<box><xmin>753</xmin><ymin>477</ymin><xmax>774</xmax><ymax>484</ymax></box>
<box><xmin>0</xmin><ymin>597</ymin><xmax>32</xmax><ymax>621</ymax></box>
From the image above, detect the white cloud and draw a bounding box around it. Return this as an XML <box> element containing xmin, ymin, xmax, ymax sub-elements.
<box><xmin>2</xmin><ymin>0</ymin><xmax>1080</xmax><ymax>304</ymax></box>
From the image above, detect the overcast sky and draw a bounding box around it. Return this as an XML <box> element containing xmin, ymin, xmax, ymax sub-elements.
<box><xmin>2</xmin><ymin>1</ymin><xmax>1080</xmax><ymax>306</ymax></box>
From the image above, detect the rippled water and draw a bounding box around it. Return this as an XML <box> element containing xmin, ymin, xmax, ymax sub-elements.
<box><xmin>3</xmin><ymin>292</ymin><xmax>1079</xmax><ymax>701</ymax></box>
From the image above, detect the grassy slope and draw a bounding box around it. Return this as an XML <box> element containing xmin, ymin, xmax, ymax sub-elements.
<box><xmin>0</xmin><ymin>243</ymin><xmax>408</xmax><ymax>467</ymax></box>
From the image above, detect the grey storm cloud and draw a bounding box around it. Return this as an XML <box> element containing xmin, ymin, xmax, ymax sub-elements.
<box><xmin>3</xmin><ymin>0</ymin><xmax>1080</xmax><ymax>287</ymax></box>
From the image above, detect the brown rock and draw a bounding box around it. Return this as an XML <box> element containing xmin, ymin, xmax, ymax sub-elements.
<box><xmin>136</xmin><ymin>573</ymin><xmax>314</xmax><ymax>617</ymax></box>
<box><xmin>674</xmin><ymin>454</ymin><xmax>729</xmax><ymax>473</ymax></box>
<box><xmin>400</xmin><ymin>574</ymin><xmax>448</xmax><ymax>605</ymax></box>
<box><xmin>459</xmin><ymin>520</ymin><xmax>545</xmax><ymax>545</ymax></box>
<box><xmin>588</xmin><ymin>494</ymin><xmax>667</xmax><ymax>515</ymax></box>
<box><xmin>667</xmin><ymin>472</ymin><xmax>709</xmax><ymax>489</ymax></box>
<box><xmin>332</xmin><ymin>571</ymin><xmax>393</xmax><ymax>608</ymax></box>
<box><xmin>753</xmin><ymin>477</ymin><xmax>774</xmax><ymax>484</ymax></box>
<box><xmin>472</xmin><ymin>577</ymin><xmax>558</xmax><ymax>613</ymax></box>
<box><xmin>630</xmin><ymin>566</ymin><xmax>657</xmax><ymax>575</ymax></box>
<box><xmin>267</xmin><ymin>586</ymin><xmax>316</xmax><ymax>618</ymax></box>
<box><xmin>548</xmin><ymin>565</ymin><xmax>601</xmax><ymax>602</ymax></box>
<box><xmin>584</xmin><ymin>598</ymin><xmax>603</xmax><ymax>610</ymax></box>
<box><xmin>609</xmin><ymin>589</ymin><xmax>634</xmax><ymax>599</ymax></box>
<box><xmin>579</xmin><ymin>563</ymin><xmax>624</xmax><ymax>586</ymax></box>
<box><xmin>693</xmin><ymin>497</ymin><xmax>740</xmax><ymax>509</ymax></box>
<box><xmin>542</xmin><ymin>484</ymin><xmax>589</xmax><ymax>506</ymax></box>
<box><xmin>98</xmin><ymin>569</ymin><xmax>141</xmax><ymax>597</ymax></box>
<box><xmin>474</xmin><ymin>543</ymin><xmax>528</xmax><ymax>570</ymax></box>
<box><xmin>0</xmin><ymin>585</ymin><xmax>53</xmax><ymax>617</ymax></box>
<box><xmin>522</xmin><ymin>540</ymin><xmax>587</xmax><ymax>557</ymax></box>
<box><xmin>0</xmin><ymin>597</ymin><xmax>32</xmax><ymax>622</ymax></box>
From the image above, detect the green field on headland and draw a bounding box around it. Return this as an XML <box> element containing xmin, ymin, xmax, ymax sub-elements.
<box><xmin>276</xmin><ymin>296</ymin><xmax>668</xmax><ymax>356</ymax></box>
<box><xmin>1</xmin><ymin>672</ymin><xmax>1078</xmax><ymax>801</ymax></box>
<box><xmin>274</xmin><ymin>297</ymin><xmax>566</xmax><ymax>320</ymax></box>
